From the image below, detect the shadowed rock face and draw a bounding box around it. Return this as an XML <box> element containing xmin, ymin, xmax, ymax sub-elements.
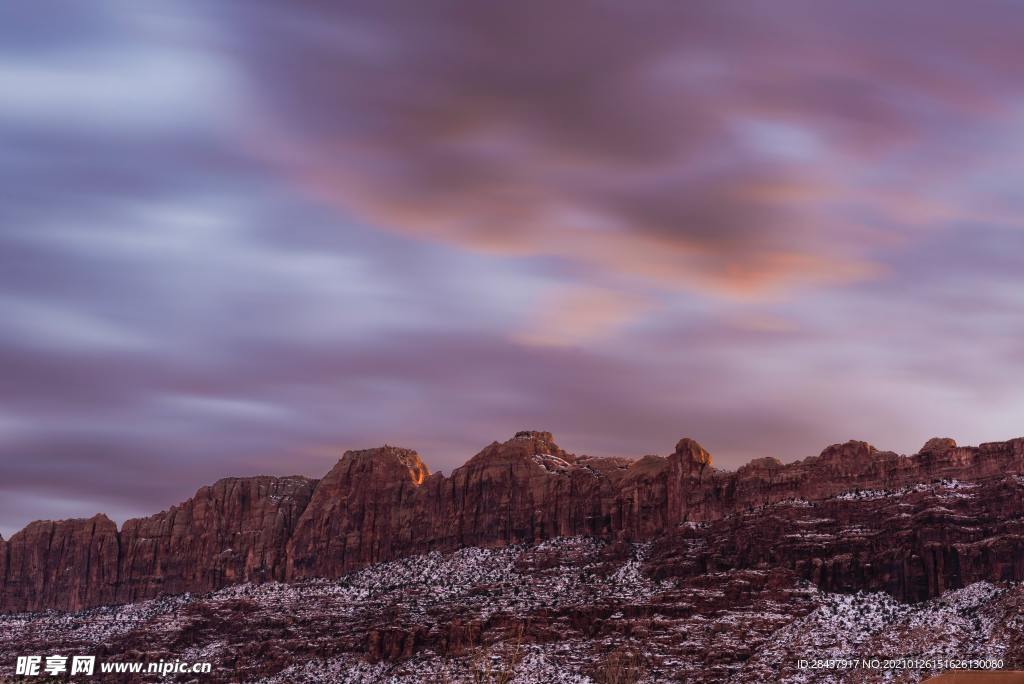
<box><xmin>648</xmin><ymin>474</ymin><xmax>1024</xmax><ymax>603</ymax></box>
<box><xmin>0</xmin><ymin>514</ymin><xmax>119</xmax><ymax>612</ymax></box>
<box><xmin>2</xmin><ymin>432</ymin><xmax>1024</xmax><ymax>612</ymax></box>
<box><xmin>5</xmin><ymin>503</ymin><xmax>1024</xmax><ymax>682</ymax></box>
<box><xmin>117</xmin><ymin>475</ymin><xmax>317</xmax><ymax>604</ymax></box>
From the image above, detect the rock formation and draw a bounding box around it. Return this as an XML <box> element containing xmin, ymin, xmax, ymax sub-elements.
<box><xmin>2</xmin><ymin>431</ymin><xmax>1024</xmax><ymax>613</ymax></box>
<box><xmin>648</xmin><ymin>474</ymin><xmax>1024</xmax><ymax>603</ymax></box>
<box><xmin>0</xmin><ymin>514</ymin><xmax>119</xmax><ymax>612</ymax></box>
<box><xmin>118</xmin><ymin>475</ymin><xmax>317</xmax><ymax>604</ymax></box>
<box><xmin>286</xmin><ymin>446</ymin><xmax>429</xmax><ymax>579</ymax></box>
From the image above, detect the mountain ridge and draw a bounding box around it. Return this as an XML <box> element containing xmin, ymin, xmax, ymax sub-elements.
<box><xmin>2</xmin><ymin>431</ymin><xmax>1023</xmax><ymax>613</ymax></box>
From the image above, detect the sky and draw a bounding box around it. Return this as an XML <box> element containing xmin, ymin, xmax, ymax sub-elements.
<box><xmin>1</xmin><ymin>1</ymin><xmax>1023</xmax><ymax>536</ymax></box>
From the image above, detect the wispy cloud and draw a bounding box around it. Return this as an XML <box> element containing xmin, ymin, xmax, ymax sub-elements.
<box><xmin>1</xmin><ymin>1</ymin><xmax>1023</xmax><ymax>536</ymax></box>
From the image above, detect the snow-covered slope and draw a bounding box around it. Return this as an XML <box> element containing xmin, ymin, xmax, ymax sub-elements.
<box><xmin>3</xmin><ymin>535</ymin><xmax>1020</xmax><ymax>683</ymax></box>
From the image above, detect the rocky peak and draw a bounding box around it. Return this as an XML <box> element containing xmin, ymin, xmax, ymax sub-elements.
<box><xmin>818</xmin><ymin>440</ymin><xmax>876</xmax><ymax>462</ymax></box>
<box><xmin>511</xmin><ymin>430</ymin><xmax>565</xmax><ymax>455</ymax></box>
<box><xmin>738</xmin><ymin>456</ymin><xmax>784</xmax><ymax>473</ymax></box>
<box><xmin>392</xmin><ymin>447</ymin><xmax>430</xmax><ymax>485</ymax></box>
<box><xmin>471</xmin><ymin>430</ymin><xmax>573</xmax><ymax>466</ymax></box>
<box><xmin>920</xmin><ymin>437</ymin><xmax>957</xmax><ymax>455</ymax></box>
<box><xmin>665</xmin><ymin>438</ymin><xmax>714</xmax><ymax>524</ymax></box>
<box><xmin>341</xmin><ymin>445</ymin><xmax>429</xmax><ymax>485</ymax></box>
<box><xmin>624</xmin><ymin>454</ymin><xmax>668</xmax><ymax>477</ymax></box>
<box><xmin>672</xmin><ymin>437</ymin><xmax>712</xmax><ymax>471</ymax></box>
<box><xmin>513</xmin><ymin>430</ymin><xmax>554</xmax><ymax>442</ymax></box>
<box><xmin>10</xmin><ymin>513</ymin><xmax>116</xmax><ymax>536</ymax></box>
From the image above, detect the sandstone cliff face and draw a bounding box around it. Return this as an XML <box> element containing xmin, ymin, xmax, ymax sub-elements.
<box><xmin>667</xmin><ymin>437</ymin><xmax>714</xmax><ymax>523</ymax></box>
<box><xmin>679</xmin><ymin>437</ymin><xmax>1024</xmax><ymax>521</ymax></box>
<box><xmin>286</xmin><ymin>446</ymin><xmax>429</xmax><ymax>580</ymax></box>
<box><xmin>0</xmin><ymin>514</ymin><xmax>119</xmax><ymax>612</ymax></box>
<box><xmin>648</xmin><ymin>473</ymin><xmax>1024</xmax><ymax>603</ymax></box>
<box><xmin>287</xmin><ymin>432</ymin><xmax>633</xmax><ymax>579</ymax></box>
<box><xmin>0</xmin><ymin>476</ymin><xmax>318</xmax><ymax>612</ymax></box>
<box><xmin>3</xmin><ymin>432</ymin><xmax>1024</xmax><ymax>613</ymax></box>
<box><xmin>431</xmin><ymin>431</ymin><xmax>618</xmax><ymax>550</ymax></box>
<box><xmin>117</xmin><ymin>475</ymin><xmax>317</xmax><ymax>604</ymax></box>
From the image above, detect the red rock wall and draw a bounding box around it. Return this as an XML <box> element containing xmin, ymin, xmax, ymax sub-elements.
<box><xmin>285</xmin><ymin>446</ymin><xmax>429</xmax><ymax>580</ymax></box>
<box><xmin>648</xmin><ymin>471</ymin><xmax>1024</xmax><ymax>602</ymax></box>
<box><xmin>0</xmin><ymin>514</ymin><xmax>119</xmax><ymax>612</ymax></box>
<box><xmin>3</xmin><ymin>431</ymin><xmax>1024</xmax><ymax>612</ymax></box>
<box><xmin>117</xmin><ymin>475</ymin><xmax>317</xmax><ymax>604</ymax></box>
<box><xmin>682</xmin><ymin>437</ymin><xmax>1024</xmax><ymax>522</ymax></box>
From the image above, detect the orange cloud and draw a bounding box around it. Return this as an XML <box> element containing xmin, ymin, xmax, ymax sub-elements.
<box><xmin>515</xmin><ymin>287</ymin><xmax>653</xmax><ymax>347</ymax></box>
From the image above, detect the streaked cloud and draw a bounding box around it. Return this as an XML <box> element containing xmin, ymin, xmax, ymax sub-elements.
<box><xmin>1</xmin><ymin>1</ymin><xmax>1022</xmax><ymax>536</ymax></box>
<box><xmin>516</xmin><ymin>287</ymin><xmax>653</xmax><ymax>348</ymax></box>
<box><xmin>219</xmin><ymin>0</ymin><xmax>1024</xmax><ymax>294</ymax></box>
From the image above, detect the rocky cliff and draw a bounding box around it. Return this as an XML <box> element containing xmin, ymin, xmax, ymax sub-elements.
<box><xmin>0</xmin><ymin>514</ymin><xmax>119</xmax><ymax>612</ymax></box>
<box><xmin>2</xmin><ymin>431</ymin><xmax>1024</xmax><ymax>613</ymax></box>
<box><xmin>118</xmin><ymin>475</ymin><xmax>317</xmax><ymax>604</ymax></box>
<box><xmin>648</xmin><ymin>474</ymin><xmax>1024</xmax><ymax>603</ymax></box>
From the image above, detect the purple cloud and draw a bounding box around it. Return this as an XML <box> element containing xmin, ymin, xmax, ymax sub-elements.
<box><xmin>1</xmin><ymin>1</ymin><xmax>1023</xmax><ymax>536</ymax></box>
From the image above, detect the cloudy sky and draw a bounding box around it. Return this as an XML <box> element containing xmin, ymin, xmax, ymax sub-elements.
<box><xmin>2</xmin><ymin>1</ymin><xmax>1023</xmax><ymax>536</ymax></box>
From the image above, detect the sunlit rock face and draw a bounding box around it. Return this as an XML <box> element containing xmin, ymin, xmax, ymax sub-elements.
<box><xmin>286</xmin><ymin>446</ymin><xmax>431</xmax><ymax>580</ymax></box>
<box><xmin>3</xmin><ymin>432</ymin><xmax>1024</xmax><ymax>613</ymax></box>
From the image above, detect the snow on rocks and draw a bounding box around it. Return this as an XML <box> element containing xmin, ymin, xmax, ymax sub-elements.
<box><xmin>2</xmin><ymin>535</ymin><xmax>1021</xmax><ymax>683</ymax></box>
<box><xmin>741</xmin><ymin>582</ymin><xmax>1021</xmax><ymax>683</ymax></box>
<box><xmin>835</xmin><ymin>480</ymin><xmax>980</xmax><ymax>502</ymax></box>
